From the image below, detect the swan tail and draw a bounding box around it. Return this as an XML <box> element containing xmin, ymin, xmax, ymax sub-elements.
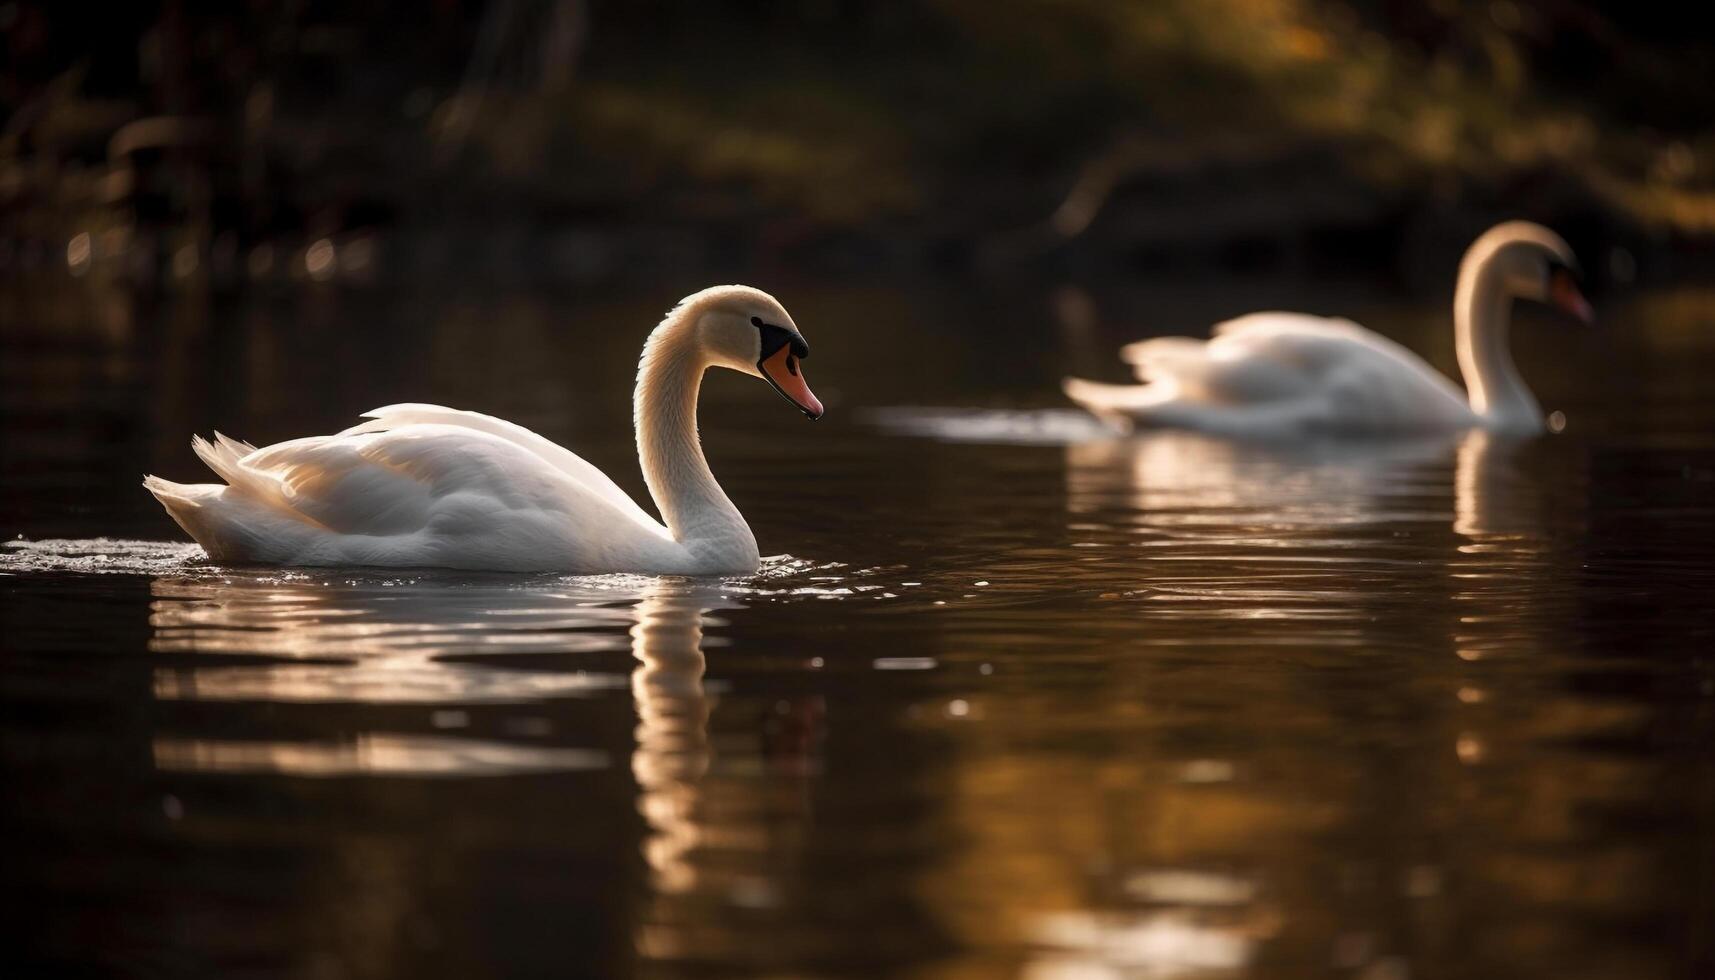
<box><xmin>191</xmin><ymin>431</ymin><xmax>303</xmax><ymax>510</ymax></box>
<box><xmin>1062</xmin><ymin>376</ymin><xmax>1182</xmax><ymax>426</ymax></box>
<box><xmin>143</xmin><ymin>475</ymin><xmax>237</xmax><ymax>559</ymax></box>
<box><xmin>189</xmin><ymin>433</ymin><xmax>247</xmax><ymax>484</ymax></box>
<box><xmin>1119</xmin><ymin>337</ymin><xmax>1210</xmax><ymax>384</ymax></box>
<box><xmin>147</xmin><ymin>434</ymin><xmax>325</xmax><ymax>562</ymax></box>
<box><xmin>143</xmin><ymin>474</ymin><xmax>214</xmax><ymax>536</ymax></box>
<box><xmin>145</xmin><ymin>472</ymin><xmax>326</xmax><ymax>563</ymax></box>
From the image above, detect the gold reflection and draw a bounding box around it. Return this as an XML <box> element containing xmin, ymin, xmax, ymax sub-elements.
<box><xmin>149</xmin><ymin>575</ymin><xmax>634</xmax><ymax>705</ymax></box>
<box><xmin>147</xmin><ymin>573</ymin><xmax>641</xmax><ymax>776</ymax></box>
<box><xmin>1066</xmin><ymin>430</ymin><xmax>1460</xmax><ymax>528</ymax></box>
<box><xmin>1028</xmin><ymin>910</ymin><xmax>1256</xmax><ymax>978</ymax></box>
<box><xmin>627</xmin><ymin>585</ymin><xmax>826</xmax><ymax>969</ymax></box>
<box><xmin>631</xmin><ymin>588</ymin><xmax>718</xmax><ymax>897</ymax></box>
<box><xmin>1453</xmin><ymin>429</ymin><xmax>1540</xmax><ymax>539</ymax></box>
<box><xmin>1065</xmin><ymin>431</ymin><xmax>1460</xmax><ymax>629</ymax></box>
<box><xmin>1022</xmin><ymin>428</ymin><xmax>1660</xmax><ymax>977</ymax></box>
<box><xmin>153</xmin><ymin>733</ymin><xmax>607</xmax><ymax>777</ymax></box>
<box><xmin>146</xmin><ymin>569</ymin><xmax>822</xmax><ymax>969</ymax></box>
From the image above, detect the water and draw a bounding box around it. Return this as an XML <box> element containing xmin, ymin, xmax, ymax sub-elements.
<box><xmin>3</xmin><ymin>281</ymin><xmax>1714</xmax><ymax>978</ymax></box>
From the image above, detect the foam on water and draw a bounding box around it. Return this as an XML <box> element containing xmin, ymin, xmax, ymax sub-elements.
<box><xmin>862</xmin><ymin>406</ymin><xmax>1125</xmax><ymax>445</ymax></box>
<box><xmin>2</xmin><ymin>537</ymin><xmax>209</xmax><ymax>576</ymax></box>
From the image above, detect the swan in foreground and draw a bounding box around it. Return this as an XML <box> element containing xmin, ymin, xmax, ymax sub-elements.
<box><xmin>1063</xmin><ymin>222</ymin><xmax>1593</xmax><ymax>437</ymax></box>
<box><xmin>144</xmin><ymin>285</ymin><xmax>823</xmax><ymax>573</ymax></box>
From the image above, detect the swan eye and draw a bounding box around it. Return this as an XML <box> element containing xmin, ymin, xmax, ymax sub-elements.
<box><xmin>755</xmin><ymin>320</ymin><xmax>809</xmax><ymax>362</ymax></box>
<box><xmin>750</xmin><ymin>316</ymin><xmax>764</xmax><ymax>327</ymax></box>
<box><xmin>1546</xmin><ymin>259</ymin><xmax>1583</xmax><ymax>287</ymax></box>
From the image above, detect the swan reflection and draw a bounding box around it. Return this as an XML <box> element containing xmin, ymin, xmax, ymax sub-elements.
<box><xmin>1024</xmin><ymin>427</ymin><xmax>1589</xmax><ymax>976</ymax></box>
<box><xmin>149</xmin><ymin>574</ymin><xmax>636</xmax><ymax>705</ymax></box>
<box><xmin>1066</xmin><ymin>430</ymin><xmax>1464</xmax><ymax>531</ymax></box>
<box><xmin>628</xmin><ymin>585</ymin><xmax>827</xmax><ymax>967</ymax></box>
<box><xmin>151</xmin><ymin>732</ymin><xmax>608</xmax><ymax>777</ymax></box>
<box><xmin>630</xmin><ymin>585</ymin><xmax>722</xmax><ymax>895</ymax></box>
<box><xmin>1065</xmin><ymin>428</ymin><xmax>1554</xmax><ymax>542</ymax></box>
<box><xmin>146</xmin><ymin>569</ymin><xmax>823</xmax><ymax>968</ymax></box>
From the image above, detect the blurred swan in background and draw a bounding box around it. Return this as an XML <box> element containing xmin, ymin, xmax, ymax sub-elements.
<box><xmin>1064</xmin><ymin>222</ymin><xmax>1593</xmax><ymax>437</ymax></box>
<box><xmin>144</xmin><ymin>285</ymin><xmax>823</xmax><ymax>573</ymax></box>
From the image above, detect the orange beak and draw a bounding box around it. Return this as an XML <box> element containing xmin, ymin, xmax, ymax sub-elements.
<box><xmin>1549</xmin><ymin>267</ymin><xmax>1595</xmax><ymax>325</ymax></box>
<box><xmin>760</xmin><ymin>345</ymin><xmax>823</xmax><ymax>420</ymax></box>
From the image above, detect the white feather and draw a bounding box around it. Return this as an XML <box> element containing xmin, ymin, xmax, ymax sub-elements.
<box><xmin>144</xmin><ymin>285</ymin><xmax>813</xmax><ymax>573</ymax></box>
<box><xmin>1064</xmin><ymin>223</ymin><xmax>1578</xmax><ymax>438</ymax></box>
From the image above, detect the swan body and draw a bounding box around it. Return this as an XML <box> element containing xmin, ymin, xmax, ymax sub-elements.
<box><xmin>145</xmin><ymin>285</ymin><xmax>824</xmax><ymax>574</ymax></box>
<box><xmin>1064</xmin><ymin>222</ymin><xmax>1592</xmax><ymax>438</ymax></box>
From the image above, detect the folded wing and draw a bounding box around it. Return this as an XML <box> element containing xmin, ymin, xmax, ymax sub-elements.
<box><xmin>146</xmin><ymin>406</ymin><xmax>674</xmax><ymax>568</ymax></box>
<box><xmin>340</xmin><ymin>403</ymin><xmax>660</xmax><ymax>529</ymax></box>
<box><xmin>1067</xmin><ymin>312</ymin><xmax>1474</xmax><ymax>434</ymax></box>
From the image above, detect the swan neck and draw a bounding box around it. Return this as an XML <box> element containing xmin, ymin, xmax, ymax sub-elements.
<box><xmin>634</xmin><ymin>317</ymin><xmax>755</xmax><ymax>558</ymax></box>
<box><xmin>1455</xmin><ymin>255</ymin><xmax>1541</xmax><ymax>432</ymax></box>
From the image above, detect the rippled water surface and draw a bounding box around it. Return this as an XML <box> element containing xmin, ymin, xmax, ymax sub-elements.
<box><xmin>4</xmin><ymin>282</ymin><xmax>1715</xmax><ymax>978</ymax></box>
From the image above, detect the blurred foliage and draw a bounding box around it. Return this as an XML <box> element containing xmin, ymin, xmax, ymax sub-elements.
<box><xmin>4</xmin><ymin>0</ymin><xmax>1714</xmax><ymax>256</ymax></box>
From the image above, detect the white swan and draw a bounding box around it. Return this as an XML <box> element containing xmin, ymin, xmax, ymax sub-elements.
<box><xmin>144</xmin><ymin>285</ymin><xmax>824</xmax><ymax>574</ymax></box>
<box><xmin>1063</xmin><ymin>222</ymin><xmax>1593</xmax><ymax>437</ymax></box>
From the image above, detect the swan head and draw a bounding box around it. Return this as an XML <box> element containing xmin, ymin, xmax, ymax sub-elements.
<box><xmin>675</xmin><ymin>285</ymin><xmax>823</xmax><ymax>420</ymax></box>
<box><xmin>1466</xmin><ymin>221</ymin><xmax>1594</xmax><ymax>326</ymax></box>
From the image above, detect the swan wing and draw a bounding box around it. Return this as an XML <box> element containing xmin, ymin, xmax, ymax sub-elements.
<box><xmin>240</xmin><ymin>423</ymin><xmax>665</xmax><ymax>530</ymax></box>
<box><xmin>1114</xmin><ymin>313</ymin><xmax>1370</xmax><ymax>403</ymax></box>
<box><xmin>1204</xmin><ymin>312</ymin><xmax>1473</xmax><ymax>428</ymax></box>
<box><xmin>1071</xmin><ymin>312</ymin><xmax>1473</xmax><ymax>434</ymax></box>
<box><xmin>340</xmin><ymin>403</ymin><xmax>660</xmax><ymax>530</ymax></box>
<box><xmin>153</xmin><ymin>423</ymin><xmax>676</xmax><ymax>569</ymax></box>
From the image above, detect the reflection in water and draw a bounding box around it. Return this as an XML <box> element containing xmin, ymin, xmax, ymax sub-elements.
<box><xmin>984</xmin><ymin>426</ymin><xmax>1654</xmax><ymax>979</ymax></box>
<box><xmin>1064</xmin><ymin>431</ymin><xmax>1463</xmax><ymax>634</ymax></box>
<box><xmin>1028</xmin><ymin>910</ymin><xmax>1255</xmax><ymax>979</ymax></box>
<box><xmin>142</xmin><ymin>567</ymin><xmax>824</xmax><ymax>972</ymax></box>
<box><xmin>628</xmin><ymin>585</ymin><xmax>827</xmax><ymax>970</ymax></box>
<box><xmin>631</xmin><ymin>589</ymin><xmax>718</xmax><ymax>897</ymax></box>
<box><xmin>146</xmin><ymin>573</ymin><xmax>651</xmax><ymax>779</ymax></box>
<box><xmin>148</xmin><ymin>575</ymin><xmax>635</xmax><ymax>705</ymax></box>
<box><xmin>8</xmin><ymin>287</ymin><xmax>1715</xmax><ymax>977</ymax></box>
<box><xmin>152</xmin><ymin>732</ymin><xmax>608</xmax><ymax>777</ymax></box>
<box><xmin>1066</xmin><ymin>429</ymin><xmax>1463</xmax><ymax>531</ymax></box>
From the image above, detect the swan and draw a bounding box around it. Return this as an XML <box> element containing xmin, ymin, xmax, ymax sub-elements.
<box><xmin>143</xmin><ymin>285</ymin><xmax>824</xmax><ymax>574</ymax></box>
<box><xmin>1063</xmin><ymin>222</ymin><xmax>1593</xmax><ymax>437</ymax></box>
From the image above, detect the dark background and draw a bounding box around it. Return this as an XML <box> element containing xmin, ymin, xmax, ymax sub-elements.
<box><xmin>5</xmin><ymin>0</ymin><xmax>1715</xmax><ymax>294</ymax></box>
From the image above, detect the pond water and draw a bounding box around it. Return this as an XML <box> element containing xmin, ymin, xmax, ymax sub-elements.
<box><xmin>3</xmin><ymin>280</ymin><xmax>1714</xmax><ymax>978</ymax></box>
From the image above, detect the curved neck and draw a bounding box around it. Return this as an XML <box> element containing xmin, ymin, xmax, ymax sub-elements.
<box><xmin>1454</xmin><ymin>257</ymin><xmax>1541</xmax><ymax>432</ymax></box>
<box><xmin>634</xmin><ymin>316</ymin><xmax>755</xmax><ymax>558</ymax></box>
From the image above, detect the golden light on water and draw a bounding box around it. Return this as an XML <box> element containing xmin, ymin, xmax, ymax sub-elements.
<box><xmin>1456</xmin><ymin>734</ymin><xmax>1486</xmax><ymax>764</ymax></box>
<box><xmin>1026</xmin><ymin>910</ymin><xmax>1256</xmax><ymax>978</ymax></box>
<box><xmin>147</xmin><ymin>577</ymin><xmax>632</xmax><ymax>704</ymax></box>
<box><xmin>152</xmin><ymin>733</ymin><xmax>608</xmax><ymax>777</ymax></box>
